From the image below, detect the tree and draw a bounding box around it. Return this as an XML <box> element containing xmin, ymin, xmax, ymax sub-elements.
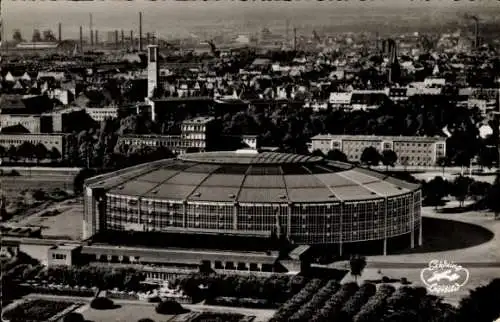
<box><xmin>436</xmin><ymin>156</ymin><xmax>448</xmax><ymax>175</ymax></box>
<box><xmin>424</xmin><ymin>176</ymin><xmax>448</xmax><ymax>209</ymax></box>
<box><xmin>349</xmin><ymin>255</ymin><xmax>367</xmax><ymax>283</ymax></box>
<box><xmin>90</xmin><ymin>297</ymin><xmax>115</xmax><ymax>310</ymax></box>
<box><xmin>73</xmin><ymin>168</ymin><xmax>97</xmax><ymax>195</ymax></box>
<box><xmin>63</xmin><ymin>312</ymin><xmax>85</xmax><ymax>322</ymax></box>
<box><xmin>49</xmin><ymin>147</ymin><xmax>62</xmax><ymax>164</ymax></box>
<box><xmin>0</xmin><ymin>146</ymin><xmax>6</xmax><ymax>162</ymax></box>
<box><xmin>486</xmin><ymin>175</ymin><xmax>500</xmax><ymax>220</ymax></box>
<box><xmin>32</xmin><ymin>29</ymin><xmax>42</xmax><ymax>42</ymax></box>
<box><xmin>8</xmin><ymin>145</ymin><xmax>18</xmax><ymax>163</ymax></box>
<box><xmin>17</xmin><ymin>141</ymin><xmax>35</xmax><ymax>163</ymax></box>
<box><xmin>155</xmin><ymin>300</ymin><xmax>187</xmax><ymax>315</ymax></box>
<box><xmin>381</xmin><ymin>150</ymin><xmax>398</xmax><ymax>171</ymax></box>
<box><xmin>327</xmin><ymin>149</ymin><xmax>348</xmax><ymax>162</ymax></box>
<box><xmin>451</xmin><ymin>175</ymin><xmax>472</xmax><ymax>208</ymax></box>
<box><xmin>360</xmin><ymin>147</ymin><xmax>380</xmax><ymax>167</ymax></box>
<box><xmin>458</xmin><ymin>278</ymin><xmax>500</xmax><ymax>322</ymax></box>
<box><xmin>13</xmin><ymin>29</ymin><xmax>23</xmax><ymax>42</ymax></box>
<box><xmin>34</xmin><ymin>143</ymin><xmax>48</xmax><ymax>165</ymax></box>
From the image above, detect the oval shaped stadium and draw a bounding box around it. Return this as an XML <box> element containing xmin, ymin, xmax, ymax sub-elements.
<box><xmin>83</xmin><ymin>151</ymin><xmax>422</xmax><ymax>256</ymax></box>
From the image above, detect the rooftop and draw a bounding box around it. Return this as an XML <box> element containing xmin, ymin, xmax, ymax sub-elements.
<box><xmin>179</xmin><ymin>151</ymin><xmax>323</xmax><ymax>165</ymax></box>
<box><xmin>311</xmin><ymin>134</ymin><xmax>447</xmax><ymax>142</ymax></box>
<box><xmin>86</xmin><ymin>151</ymin><xmax>419</xmax><ymax>203</ymax></box>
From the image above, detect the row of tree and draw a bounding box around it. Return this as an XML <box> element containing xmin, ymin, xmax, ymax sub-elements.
<box><xmin>0</xmin><ymin>143</ymin><xmax>61</xmax><ymax>165</ymax></box>
<box><xmin>272</xmin><ymin>278</ymin><xmax>500</xmax><ymax>322</ymax></box>
<box><xmin>423</xmin><ymin>174</ymin><xmax>500</xmax><ymax>217</ymax></box>
<box><xmin>288</xmin><ymin>280</ymin><xmax>341</xmax><ymax>322</ymax></box>
<box><xmin>37</xmin><ymin>265</ymin><xmax>147</xmax><ymax>292</ymax></box>
<box><xmin>270</xmin><ymin>278</ymin><xmax>325</xmax><ymax>322</ymax></box>
<box><xmin>172</xmin><ymin>273</ymin><xmax>306</xmax><ymax>304</ymax></box>
<box><xmin>312</xmin><ymin>147</ymin><xmax>398</xmax><ymax>168</ymax></box>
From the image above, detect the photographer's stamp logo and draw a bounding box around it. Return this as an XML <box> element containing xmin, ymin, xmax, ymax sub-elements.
<box><xmin>420</xmin><ymin>260</ymin><xmax>470</xmax><ymax>294</ymax></box>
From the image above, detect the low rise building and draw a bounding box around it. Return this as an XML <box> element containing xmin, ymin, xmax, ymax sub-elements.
<box><xmin>48</xmin><ymin>244</ymin><xmax>82</xmax><ymax>267</ymax></box>
<box><xmin>0</xmin><ymin>133</ymin><xmax>67</xmax><ymax>156</ymax></box>
<box><xmin>311</xmin><ymin>134</ymin><xmax>446</xmax><ymax>166</ymax></box>
<box><xmin>85</xmin><ymin>106</ymin><xmax>119</xmax><ymax>122</ymax></box>
<box><xmin>117</xmin><ymin>134</ymin><xmax>183</xmax><ymax>155</ymax></box>
<box><xmin>0</xmin><ymin>114</ymin><xmax>45</xmax><ymax>133</ymax></box>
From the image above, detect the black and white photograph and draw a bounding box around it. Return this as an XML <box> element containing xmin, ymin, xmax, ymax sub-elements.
<box><xmin>1</xmin><ymin>0</ymin><xmax>500</xmax><ymax>321</ymax></box>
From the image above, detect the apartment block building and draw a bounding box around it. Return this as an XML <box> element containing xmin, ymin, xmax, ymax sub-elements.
<box><xmin>180</xmin><ymin>116</ymin><xmax>217</xmax><ymax>152</ymax></box>
<box><xmin>311</xmin><ymin>134</ymin><xmax>446</xmax><ymax>166</ymax></box>
<box><xmin>116</xmin><ymin>116</ymin><xmax>219</xmax><ymax>155</ymax></box>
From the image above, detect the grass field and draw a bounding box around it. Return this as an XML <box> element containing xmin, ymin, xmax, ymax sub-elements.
<box><xmin>79</xmin><ymin>303</ymin><xmax>264</xmax><ymax>322</ymax></box>
<box><xmin>81</xmin><ymin>304</ymin><xmax>178</xmax><ymax>322</ymax></box>
<box><xmin>2</xmin><ymin>299</ymin><xmax>76</xmax><ymax>322</ymax></box>
<box><xmin>2</xmin><ymin>176</ymin><xmax>74</xmax><ymax>198</ymax></box>
<box><xmin>19</xmin><ymin>204</ymin><xmax>84</xmax><ymax>240</ymax></box>
<box><xmin>7</xmin><ymin>197</ymin><xmax>84</xmax><ymax>240</ymax></box>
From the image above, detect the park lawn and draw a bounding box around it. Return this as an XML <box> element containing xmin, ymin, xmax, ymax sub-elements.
<box><xmin>25</xmin><ymin>204</ymin><xmax>84</xmax><ymax>240</ymax></box>
<box><xmin>81</xmin><ymin>303</ymin><xmax>180</xmax><ymax>322</ymax></box>
<box><xmin>2</xmin><ymin>299</ymin><xmax>75</xmax><ymax>322</ymax></box>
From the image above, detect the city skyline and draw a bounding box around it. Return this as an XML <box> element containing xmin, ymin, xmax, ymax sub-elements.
<box><xmin>2</xmin><ymin>1</ymin><xmax>499</xmax><ymax>40</ymax></box>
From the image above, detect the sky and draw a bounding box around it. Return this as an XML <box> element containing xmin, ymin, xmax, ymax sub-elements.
<box><xmin>2</xmin><ymin>0</ymin><xmax>499</xmax><ymax>40</ymax></box>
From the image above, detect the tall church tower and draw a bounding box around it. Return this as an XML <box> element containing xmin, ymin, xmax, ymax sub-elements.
<box><xmin>147</xmin><ymin>45</ymin><xmax>159</xmax><ymax>99</ymax></box>
<box><xmin>387</xmin><ymin>39</ymin><xmax>400</xmax><ymax>84</ymax></box>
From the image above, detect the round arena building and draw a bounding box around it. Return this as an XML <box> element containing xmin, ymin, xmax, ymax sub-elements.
<box><xmin>83</xmin><ymin>151</ymin><xmax>422</xmax><ymax>255</ymax></box>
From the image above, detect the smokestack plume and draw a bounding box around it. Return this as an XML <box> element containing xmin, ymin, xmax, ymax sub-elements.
<box><xmin>139</xmin><ymin>12</ymin><xmax>143</xmax><ymax>51</ymax></box>
<box><xmin>58</xmin><ymin>23</ymin><xmax>62</xmax><ymax>42</ymax></box>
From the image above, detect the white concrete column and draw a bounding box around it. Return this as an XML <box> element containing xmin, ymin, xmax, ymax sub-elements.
<box><xmin>151</xmin><ymin>103</ymin><xmax>156</xmax><ymax>122</ymax></box>
<box><xmin>383</xmin><ymin>238</ymin><xmax>387</xmax><ymax>256</ymax></box>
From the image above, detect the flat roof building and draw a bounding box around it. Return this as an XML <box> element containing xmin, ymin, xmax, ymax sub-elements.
<box><xmin>84</xmin><ymin>151</ymin><xmax>422</xmax><ymax>257</ymax></box>
<box><xmin>311</xmin><ymin>134</ymin><xmax>446</xmax><ymax>167</ymax></box>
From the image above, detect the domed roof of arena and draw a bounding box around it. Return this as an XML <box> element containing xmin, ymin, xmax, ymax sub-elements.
<box><xmin>86</xmin><ymin>151</ymin><xmax>420</xmax><ymax>203</ymax></box>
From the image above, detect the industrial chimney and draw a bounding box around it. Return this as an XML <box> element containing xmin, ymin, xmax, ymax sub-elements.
<box><xmin>79</xmin><ymin>26</ymin><xmax>83</xmax><ymax>52</ymax></box>
<box><xmin>95</xmin><ymin>30</ymin><xmax>99</xmax><ymax>46</ymax></box>
<box><xmin>58</xmin><ymin>23</ymin><xmax>62</xmax><ymax>42</ymax></box>
<box><xmin>115</xmin><ymin>30</ymin><xmax>119</xmax><ymax>49</ymax></box>
<box><xmin>130</xmin><ymin>30</ymin><xmax>134</xmax><ymax>50</ymax></box>
<box><xmin>473</xmin><ymin>18</ymin><xmax>479</xmax><ymax>49</ymax></box>
<box><xmin>89</xmin><ymin>13</ymin><xmax>93</xmax><ymax>47</ymax></box>
<box><xmin>121</xmin><ymin>30</ymin><xmax>124</xmax><ymax>48</ymax></box>
<box><xmin>139</xmin><ymin>12</ymin><xmax>143</xmax><ymax>51</ymax></box>
<box><xmin>147</xmin><ymin>32</ymin><xmax>150</xmax><ymax>45</ymax></box>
